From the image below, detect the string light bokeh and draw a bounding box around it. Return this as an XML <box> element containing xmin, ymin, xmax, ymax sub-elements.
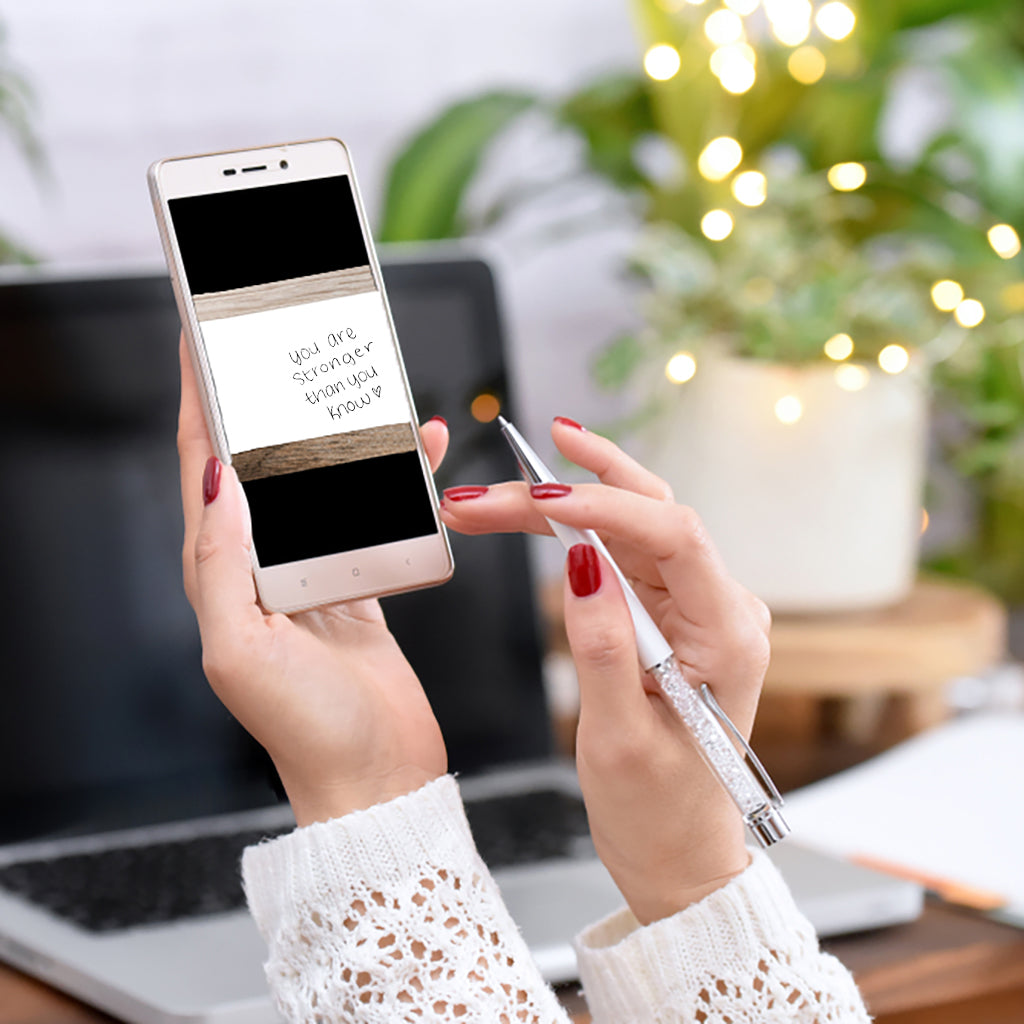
<box><xmin>644</xmin><ymin>0</ymin><xmax>1022</xmax><ymax>416</ymax></box>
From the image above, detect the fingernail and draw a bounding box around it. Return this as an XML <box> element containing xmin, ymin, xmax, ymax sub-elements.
<box><xmin>568</xmin><ymin>544</ymin><xmax>601</xmax><ymax>597</ymax></box>
<box><xmin>202</xmin><ymin>456</ymin><xmax>222</xmax><ymax>506</ymax></box>
<box><xmin>530</xmin><ymin>483</ymin><xmax>572</xmax><ymax>499</ymax></box>
<box><xmin>554</xmin><ymin>416</ymin><xmax>585</xmax><ymax>431</ymax></box>
<box><xmin>443</xmin><ymin>485</ymin><xmax>489</xmax><ymax>502</ymax></box>
<box><xmin>427</xmin><ymin>415</ymin><xmax>448</xmax><ymax>427</ymax></box>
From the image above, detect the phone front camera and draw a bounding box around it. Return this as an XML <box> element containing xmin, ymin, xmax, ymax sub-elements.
<box><xmin>279</xmin><ymin>159</ymin><xmax>289</xmax><ymax>169</ymax></box>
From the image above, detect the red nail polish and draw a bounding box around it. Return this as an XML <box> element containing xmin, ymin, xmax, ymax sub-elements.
<box><xmin>554</xmin><ymin>416</ymin><xmax>585</xmax><ymax>431</ymax></box>
<box><xmin>202</xmin><ymin>456</ymin><xmax>221</xmax><ymax>506</ymax></box>
<box><xmin>530</xmin><ymin>483</ymin><xmax>572</xmax><ymax>499</ymax></box>
<box><xmin>427</xmin><ymin>415</ymin><xmax>448</xmax><ymax>427</ymax></box>
<box><xmin>443</xmin><ymin>485</ymin><xmax>489</xmax><ymax>502</ymax></box>
<box><xmin>568</xmin><ymin>544</ymin><xmax>601</xmax><ymax>597</ymax></box>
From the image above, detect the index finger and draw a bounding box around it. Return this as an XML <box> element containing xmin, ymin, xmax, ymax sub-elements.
<box><xmin>178</xmin><ymin>334</ymin><xmax>215</xmax><ymax>604</ymax></box>
<box><xmin>552</xmin><ymin>418</ymin><xmax>673</xmax><ymax>501</ymax></box>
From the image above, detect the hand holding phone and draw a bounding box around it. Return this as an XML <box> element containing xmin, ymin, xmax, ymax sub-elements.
<box><xmin>178</xmin><ymin>338</ymin><xmax>450</xmax><ymax>825</ymax></box>
<box><xmin>150</xmin><ymin>138</ymin><xmax>453</xmax><ymax>611</ymax></box>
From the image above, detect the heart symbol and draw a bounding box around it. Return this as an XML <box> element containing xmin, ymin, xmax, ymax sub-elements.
<box><xmin>373</xmin><ymin>386</ymin><xmax>381</xmax><ymax>397</ymax></box>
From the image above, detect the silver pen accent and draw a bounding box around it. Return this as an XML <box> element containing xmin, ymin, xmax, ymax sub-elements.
<box><xmin>499</xmin><ymin>417</ymin><xmax>789</xmax><ymax>848</ymax></box>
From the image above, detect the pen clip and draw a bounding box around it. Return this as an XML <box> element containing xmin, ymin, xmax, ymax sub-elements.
<box><xmin>699</xmin><ymin>683</ymin><xmax>784</xmax><ymax>809</ymax></box>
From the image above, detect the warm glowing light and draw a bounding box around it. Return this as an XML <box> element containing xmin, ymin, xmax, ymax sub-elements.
<box><xmin>827</xmin><ymin>161</ymin><xmax>867</xmax><ymax>191</ymax></box>
<box><xmin>930</xmin><ymin>279</ymin><xmax>964</xmax><ymax>311</ymax></box>
<box><xmin>644</xmin><ymin>44</ymin><xmax>682</xmax><ymax>81</ymax></box>
<box><xmin>920</xmin><ymin>508</ymin><xmax>930</xmax><ymax>535</ymax></box>
<box><xmin>788</xmin><ymin>45</ymin><xmax>826</xmax><ymax>84</ymax></box>
<box><xmin>824</xmin><ymin>333</ymin><xmax>854</xmax><ymax>360</ymax></box>
<box><xmin>815</xmin><ymin>2</ymin><xmax>856</xmax><ymax>40</ymax></box>
<box><xmin>774</xmin><ymin>394</ymin><xmax>803</xmax><ymax>424</ymax></box>
<box><xmin>732</xmin><ymin>170</ymin><xmax>767</xmax><ymax>206</ymax></box>
<box><xmin>704</xmin><ymin>8</ymin><xmax>745</xmax><ymax>45</ymax></box>
<box><xmin>470</xmin><ymin>393</ymin><xmax>501</xmax><ymax>423</ymax></box>
<box><xmin>701</xmin><ymin>209</ymin><xmax>735</xmax><ymax>241</ymax></box>
<box><xmin>710</xmin><ymin>42</ymin><xmax>756</xmax><ymax>75</ymax></box>
<box><xmin>719</xmin><ymin>55</ymin><xmax>757</xmax><ymax>93</ymax></box>
<box><xmin>988</xmin><ymin>223</ymin><xmax>1022</xmax><ymax>259</ymax></box>
<box><xmin>878</xmin><ymin>344</ymin><xmax>910</xmax><ymax>374</ymax></box>
<box><xmin>725</xmin><ymin>0</ymin><xmax>759</xmax><ymax>12</ymax></box>
<box><xmin>835</xmin><ymin>364</ymin><xmax>869</xmax><ymax>391</ymax></box>
<box><xmin>954</xmin><ymin>298</ymin><xmax>985</xmax><ymax>328</ymax></box>
<box><xmin>666</xmin><ymin>352</ymin><xmax>698</xmax><ymax>383</ymax></box>
<box><xmin>698</xmin><ymin>136</ymin><xmax>743</xmax><ymax>181</ymax></box>
<box><xmin>765</xmin><ymin>0</ymin><xmax>812</xmax><ymax>45</ymax></box>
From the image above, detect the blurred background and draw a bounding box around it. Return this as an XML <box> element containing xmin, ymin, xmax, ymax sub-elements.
<box><xmin>5</xmin><ymin>0</ymin><xmax>1024</xmax><ymax>777</ymax></box>
<box><xmin>0</xmin><ymin>0</ymin><xmax>643</xmax><ymax>455</ymax></box>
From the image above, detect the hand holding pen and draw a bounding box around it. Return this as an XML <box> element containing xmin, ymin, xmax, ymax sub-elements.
<box><xmin>441</xmin><ymin>416</ymin><xmax>784</xmax><ymax>924</ymax></box>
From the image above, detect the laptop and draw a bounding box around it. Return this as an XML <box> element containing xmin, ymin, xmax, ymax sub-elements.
<box><xmin>0</xmin><ymin>253</ymin><xmax>922</xmax><ymax>1024</ymax></box>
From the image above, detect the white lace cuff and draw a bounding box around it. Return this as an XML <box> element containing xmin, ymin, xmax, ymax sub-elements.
<box><xmin>574</xmin><ymin>849</ymin><xmax>870</xmax><ymax>1023</ymax></box>
<box><xmin>242</xmin><ymin>775</ymin><xmax>569</xmax><ymax>1024</ymax></box>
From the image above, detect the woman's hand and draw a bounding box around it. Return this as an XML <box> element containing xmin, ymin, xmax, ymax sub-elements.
<box><xmin>178</xmin><ymin>338</ymin><xmax>448</xmax><ymax>827</ymax></box>
<box><xmin>441</xmin><ymin>418</ymin><xmax>771</xmax><ymax>925</ymax></box>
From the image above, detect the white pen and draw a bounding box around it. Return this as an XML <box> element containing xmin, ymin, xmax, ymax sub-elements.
<box><xmin>499</xmin><ymin>416</ymin><xmax>789</xmax><ymax>847</ymax></box>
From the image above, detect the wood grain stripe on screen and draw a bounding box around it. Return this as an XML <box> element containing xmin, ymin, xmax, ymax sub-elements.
<box><xmin>232</xmin><ymin>422</ymin><xmax>417</xmax><ymax>482</ymax></box>
<box><xmin>193</xmin><ymin>266</ymin><xmax>376</xmax><ymax>321</ymax></box>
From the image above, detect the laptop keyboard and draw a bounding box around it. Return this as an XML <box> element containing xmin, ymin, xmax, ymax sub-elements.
<box><xmin>0</xmin><ymin>825</ymin><xmax>291</xmax><ymax>932</ymax></box>
<box><xmin>466</xmin><ymin>788</ymin><xmax>591</xmax><ymax>868</ymax></box>
<box><xmin>0</xmin><ymin>789</ymin><xmax>590</xmax><ymax>932</ymax></box>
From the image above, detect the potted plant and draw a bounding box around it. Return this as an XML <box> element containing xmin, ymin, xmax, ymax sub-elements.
<box><xmin>378</xmin><ymin>0</ymin><xmax>1024</xmax><ymax>608</ymax></box>
<box><xmin>603</xmin><ymin>169</ymin><xmax>1022</xmax><ymax>609</ymax></box>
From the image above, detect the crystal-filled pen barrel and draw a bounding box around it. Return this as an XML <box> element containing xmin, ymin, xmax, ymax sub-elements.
<box><xmin>650</xmin><ymin>657</ymin><xmax>790</xmax><ymax>848</ymax></box>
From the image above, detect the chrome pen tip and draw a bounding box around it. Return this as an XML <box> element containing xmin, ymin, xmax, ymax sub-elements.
<box><xmin>747</xmin><ymin>805</ymin><xmax>790</xmax><ymax>848</ymax></box>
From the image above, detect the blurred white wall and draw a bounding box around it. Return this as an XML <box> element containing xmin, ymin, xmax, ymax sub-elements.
<box><xmin>1</xmin><ymin>0</ymin><xmax>635</xmax><ymax>261</ymax></box>
<box><xmin>2</xmin><ymin>2</ymin><xmax>643</xmax><ymax>554</ymax></box>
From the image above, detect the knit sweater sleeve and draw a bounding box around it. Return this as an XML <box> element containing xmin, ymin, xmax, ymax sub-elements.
<box><xmin>241</xmin><ymin>774</ymin><xmax>571</xmax><ymax>1024</ymax></box>
<box><xmin>242</xmin><ymin>776</ymin><xmax>869</xmax><ymax>1023</ymax></box>
<box><xmin>574</xmin><ymin>849</ymin><xmax>871</xmax><ymax>1023</ymax></box>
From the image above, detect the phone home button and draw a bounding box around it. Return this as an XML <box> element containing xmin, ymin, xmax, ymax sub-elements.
<box><xmin>352</xmin><ymin>567</ymin><xmax>361</xmax><ymax>577</ymax></box>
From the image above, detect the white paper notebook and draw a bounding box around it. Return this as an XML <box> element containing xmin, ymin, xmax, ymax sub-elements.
<box><xmin>782</xmin><ymin>711</ymin><xmax>1024</xmax><ymax>921</ymax></box>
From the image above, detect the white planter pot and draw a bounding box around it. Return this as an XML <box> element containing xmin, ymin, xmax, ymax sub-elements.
<box><xmin>642</xmin><ymin>352</ymin><xmax>929</xmax><ymax>613</ymax></box>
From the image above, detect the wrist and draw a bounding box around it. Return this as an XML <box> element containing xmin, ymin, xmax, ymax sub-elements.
<box><xmin>601</xmin><ymin>819</ymin><xmax>751</xmax><ymax>926</ymax></box>
<box><xmin>623</xmin><ymin>851</ymin><xmax>752</xmax><ymax>925</ymax></box>
<box><xmin>278</xmin><ymin>764</ymin><xmax>445</xmax><ymax>827</ymax></box>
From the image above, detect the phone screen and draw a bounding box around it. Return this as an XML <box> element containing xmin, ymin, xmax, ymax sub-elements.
<box><xmin>168</xmin><ymin>175</ymin><xmax>436</xmax><ymax>567</ymax></box>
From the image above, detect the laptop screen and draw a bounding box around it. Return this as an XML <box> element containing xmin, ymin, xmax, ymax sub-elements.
<box><xmin>0</xmin><ymin>257</ymin><xmax>553</xmax><ymax>844</ymax></box>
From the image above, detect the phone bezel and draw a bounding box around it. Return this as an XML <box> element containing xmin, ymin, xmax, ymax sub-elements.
<box><xmin>148</xmin><ymin>138</ymin><xmax>453</xmax><ymax>612</ymax></box>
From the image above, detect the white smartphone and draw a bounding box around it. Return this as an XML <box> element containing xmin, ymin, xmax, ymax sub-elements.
<box><xmin>149</xmin><ymin>138</ymin><xmax>453</xmax><ymax>612</ymax></box>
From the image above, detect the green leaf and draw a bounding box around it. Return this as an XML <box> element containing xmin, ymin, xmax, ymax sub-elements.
<box><xmin>556</xmin><ymin>73</ymin><xmax>656</xmax><ymax>191</ymax></box>
<box><xmin>968</xmin><ymin>399</ymin><xmax>1023</xmax><ymax>429</ymax></box>
<box><xmin>593</xmin><ymin>333</ymin><xmax>646</xmax><ymax>390</ymax></box>
<box><xmin>378</xmin><ymin>91</ymin><xmax>537</xmax><ymax>242</ymax></box>
<box><xmin>955</xmin><ymin>437</ymin><xmax>1013</xmax><ymax>476</ymax></box>
<box><xmin>886</xmin><ymin>0</ymin><xmax>1017</xmax><ymax>31</ymax></box>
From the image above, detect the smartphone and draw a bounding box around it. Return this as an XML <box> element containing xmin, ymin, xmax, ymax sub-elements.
<box><xmin>148</xmin><ymin>138</ymin><xmax>453</xmax><ymax>612</ymax></box>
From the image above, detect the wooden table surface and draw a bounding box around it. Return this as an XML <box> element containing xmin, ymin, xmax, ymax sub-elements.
<box><xmin>3</xmin><ymin>900</ymin><xmax>1023</xmax><ymax>1024</ymax></box>
<box><xmin>766</xmin><ymin>578</ymin><xmax>1007</xmax><ymax>694</ymax></box>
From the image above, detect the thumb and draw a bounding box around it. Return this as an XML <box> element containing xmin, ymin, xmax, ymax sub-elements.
<box><xmin>192</xmin><ymin>457</ymin><xmax>262</xmax><ymax>641</ymax></box>
<box><xmin>563</xmin><ymin>544</ymin><xmax>647</xmax><ymax>730</ymax></box>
